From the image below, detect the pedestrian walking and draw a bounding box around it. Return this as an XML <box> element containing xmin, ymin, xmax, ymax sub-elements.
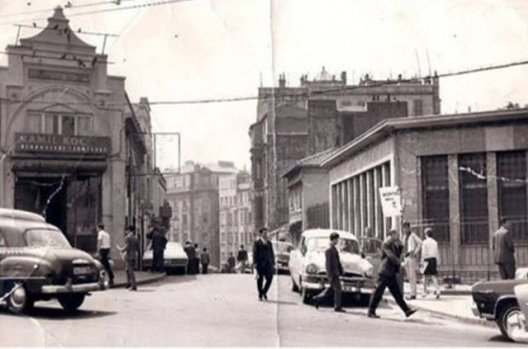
<box><xmin>193</xmin><ymin>243</ymin><xmax>200</xmax><ymax>274</ymax></box>
<box><xmin>184</xmin><ymin>241</ymin><xmax>196</xmax><ymax>274</ymax></box>
<box><xmin>147</xmin><ymin>223</ymin><xmax>167</xmax><ymax>273</ymax></box>
<box><xmin>492</xmin><ymin>218</ymin><xmax>516</xmax><ymax>280</ymax></box>
<box><xmin>368</xmin><ymin>229</ymin><xmax>417</xmax><ymax>319</ymax></box>
<box><xmin>118</xmin><ymin>225</ymin><xmax>139</xmax><ymax>291</ymax></box>
<box><xmin>227</xmin><ymin>252</ymin><xmax>236</xmax><ymax>273</ymax></box>
<box><xmin>201</xmin><ymin>248</ymin><xmax>210</xmax><ymax>274</ymax></box>
<box><xmin>403</xmin><ymin>222</ymin><xmax>422</xmax><ymax>300</ymax></box>
<box><xmin>421</xmin><ymin>227</ymin><xmax>441</xmax><ymax>298</ymax></box>
<box><xmin>236</xmin><ymin>244</ymin><xmax>249</xmax><ymax>273</ymax></box>
<box><xmin>97</xmin><ymin>223</ymin><xmax>115</xmax><ymax>287</ymax></box>
<box><xmin>312</xmin><ymin>232</ymin><xmax>345</xmax><ymax>312</ymax></box>
<box><xmin>252</xmin><ymin>227</ymin><xmax>275</xmax><ymax>301</ymax></box>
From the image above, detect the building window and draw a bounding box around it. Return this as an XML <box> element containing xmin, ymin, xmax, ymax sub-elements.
<box><xmin>421</xmin><ymin>156</ymin><xmax>450</xmax><ymax>242</ymax></box>
<box><xmin>459</xmin><ymin>153</ymin><xmax>488</xmax><ymax>245</ymax></box>
<box><xmin>413</xmin><ymin>99</ymin><xmax>424</xmax><ymax>116</ymax></box>
<box><xmin>497</xmin><ymin>151</ymin><xmax>527</xmax><ymax>241</ymax></box>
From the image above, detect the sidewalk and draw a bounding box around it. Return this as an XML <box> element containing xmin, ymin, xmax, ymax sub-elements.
<box><xmin>384</xmin><ymin>282</ymin><xmax>495</xmax><ymax>328</ymax></box>
<box><xmin>111</xmin><ymin>270</ymin><xmax>167</xmax><ymax>289</ymax></box>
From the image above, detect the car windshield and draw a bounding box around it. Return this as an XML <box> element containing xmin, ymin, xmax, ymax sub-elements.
<box><xmin>305</xmin><ymin>237</ymin><xmax>359</xmax><ymax>254</ymax></box>
<box><xmin>274</xmin><ymin>242</ymin><xmax>293</xmax><ymax>253</ymax></box>
<box><xmin>24</xmin><ymin>228</ymin><xmax>71</xmax><ymax>248</ymax></box>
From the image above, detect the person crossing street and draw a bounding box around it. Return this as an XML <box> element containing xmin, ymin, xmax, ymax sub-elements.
<box><xmin>252</xmin><ymin>227</ymin><xmax>275</xmax><ymax>301</ymax></box>
<box><xmin>368</xmin><ymin>229</ymin><xmax>418</xmax><ymax>319</ymax></box>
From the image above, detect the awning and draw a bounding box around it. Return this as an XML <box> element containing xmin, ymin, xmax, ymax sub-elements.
<box><xmin>11</xmin><ymin>158</ymin><xmax>107</xmax><ymax>175</ymax></box>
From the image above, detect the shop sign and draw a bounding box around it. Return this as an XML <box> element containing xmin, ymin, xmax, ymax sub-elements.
<box><xmin>379</xmin><ymin>186</ymin><xmax>403</xmax><ymax>217</ymax></box>
<box><xmin>15</xmin><ymin>133</ymin><xmax>111</xmax><ymax>155</ymax></box>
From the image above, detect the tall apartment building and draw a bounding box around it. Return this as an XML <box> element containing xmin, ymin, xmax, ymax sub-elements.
<box><xmin>219</xmin><ymin>171</ymin><xmax>253</xmax><ymax>265</ymax></box>
<box><xmin>249</xmin><ymin>67</ymin><xmax>440</xmax><ymax>233</ymax></box>
<box><xmin>165</xmin><ymin>161</ymin><xmax>237</xmax><ymax>267</ymax></box>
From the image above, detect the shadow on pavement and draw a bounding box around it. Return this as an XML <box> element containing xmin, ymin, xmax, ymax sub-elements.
<box><xmin>0</xmin><ymin>305</ymin><xmax>117</xmax><ymax>320</ymax></box>
<box><xmin>488</xmin><ymin>335</ymin><xmax>525</xmax><ymax>345</ymax></box>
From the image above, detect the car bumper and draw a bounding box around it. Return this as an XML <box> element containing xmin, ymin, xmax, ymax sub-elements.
<box><xmin>41</xmin><ymin>281</ymin><xmax>105</xmax><ymax>294</ymax></box>
<box><xmin>301</xmin><ymin>275</ymin><xmax>372</xmax><ymax>293</ymax></box>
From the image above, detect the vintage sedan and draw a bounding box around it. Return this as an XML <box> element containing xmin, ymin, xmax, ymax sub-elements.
<box><xmin>0</xmin><ymin>208</ymin><xmax>105</xmax><ymax>314</ymax></box>
<box><xmin>472</xmin><ymin>276</ymin><xmax>528</xmax><ymax>342</ymax></box>
<box><xmin>142</xmin><ymin>241</ymin><xmax>188</xmax><ymax>275</ymax></box>
<box><xmin>272</xmin><ymin>240</ymin><xmax>294</xmax><ymax>274</ymax></box>
<box><xmin>288</xmin><ymin>229</ymin><xmax>375</xmax><ymax>304</ymax></box>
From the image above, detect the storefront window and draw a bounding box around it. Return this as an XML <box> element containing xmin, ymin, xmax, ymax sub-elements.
<box><xmin>459</xmin><ymin>153</ymin><xmax>488</xmax><ymax>245</ymax></box>
<box><xmin>497</xmin><ymin>151</ymin><xmax>527</xmax><ymax>241</ymax></box>
<box><xmin>421</xmin><ymin>155</ymin><xmax>450</xmax><ymax>242</ymax></box>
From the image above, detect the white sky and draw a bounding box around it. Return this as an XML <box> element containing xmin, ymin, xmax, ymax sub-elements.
<box><xmin>1</xmin><ymin>0</ymin><xmax>528</xmax><ymax>171</ymax></box>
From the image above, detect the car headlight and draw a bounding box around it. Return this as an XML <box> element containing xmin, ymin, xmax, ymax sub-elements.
<box><xmin>362</xmin><ymin>260</ymin><xmax>374</xmax><ymax>278</ymax></box>
<box><xmin>305</xmin><ymin>263</ymin><xmax>319</xmax><ymax>274</ymax></box>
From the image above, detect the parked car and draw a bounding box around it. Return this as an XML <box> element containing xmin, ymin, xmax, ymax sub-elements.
<box><xmin>0</xmin><ymin>208</ymin><xmax>106</xmax><ymax>314</ymax></box>
<box><xmin>142</xmin><ymin>241</ymin><xmax>188</xmax><ymax>275</ymax></box>
<box><xmin>513</xmin><ymin>284</ymin><xmax>528</xmax><ymax>343</ymax></box>
<box><xmin>472</xmin><ymin>276</ymin><xmax>528</xmax><ymax>342</ymax></box>
<box><xmin>288</xmin><ymin>229</ymin><xmax>375</xmax><ymax>304</ymax></box>
<box><xmin>272</xmin><ymin>240</ymin><xmax>294</xmax><ymax>274</ymax></box>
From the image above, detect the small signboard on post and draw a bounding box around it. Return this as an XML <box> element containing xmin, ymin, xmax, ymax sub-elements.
<box><xmin>379</xmin><ymin>186</ymin><xmax>403</xmax><ymax>217</ymax></box>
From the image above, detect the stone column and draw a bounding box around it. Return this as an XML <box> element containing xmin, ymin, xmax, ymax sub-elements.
<box><xmin>448</xmin><ymin>154</ymin><xmax>461</xmax><ymax>269</ymax></box>
<box><xmin>487</xmin><ymin>152</ymin><xmax>499</xmax><ymax>270</ymax></box>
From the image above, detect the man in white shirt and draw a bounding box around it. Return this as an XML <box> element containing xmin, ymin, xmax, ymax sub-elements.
<box><xmin>403</xmin><ymin>222</ymin><xmax>422</xmax><ymax>300</ymax></box>
<box><xmin>421</xmin><ymin>227</ymin><xmax>441</xmax><ymax>298</ymax></box>
<box><xmin>97</xmin><ymin>223</ymin><xmax>114</xmax><ymax>287</ymax></box>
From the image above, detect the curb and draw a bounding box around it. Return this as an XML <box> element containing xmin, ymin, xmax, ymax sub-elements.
<box><xmin>113</xmin><ymin>272</ymin><xmax>167</xmax><ymax>289</ymax></box>
<box><xmin>385</xmin><ymin>298</ymin><xmax>496</xmax><ymax>329</ymax></box>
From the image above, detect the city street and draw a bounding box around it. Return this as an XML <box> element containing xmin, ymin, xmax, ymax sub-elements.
<box><xmin>0</xmin><ymin>274</ymin><xmax>519</xmax><ymax>347</ymax></box>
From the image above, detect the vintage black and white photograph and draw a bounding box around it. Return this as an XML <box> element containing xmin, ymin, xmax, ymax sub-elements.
<box><xmin>1</xmin><ymin>0</ymin><xmax>528</xmax><ymax>347</ymax></box>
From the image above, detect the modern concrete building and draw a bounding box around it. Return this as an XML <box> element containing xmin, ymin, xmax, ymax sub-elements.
<box><xmin>0</xmin><ymin>7</ymin><xmax>163</xmax><ymax>267</ymax></box>
<box><xmin>165</xmin><ymin>161</ymin><xmax>237</xmax><ymax>267</ymax></box>
<box><xmin>249</xmin><ymin>67</ymin><xmax>440</xmax><ymax>235</ymax></box>
<box><xmin>323</xmin><ymin>108</ymin><xmax>528</xmax><ymax>282</ymax></box>
<box><xmin>218</xmin><ymin>170</ymin><xmax>253</xmax><ymax>266</ymax></box>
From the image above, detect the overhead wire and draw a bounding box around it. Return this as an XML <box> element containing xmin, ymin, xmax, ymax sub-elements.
<box><xmin>0</xmin><ymin>59</ymin><xmax>527</xmax><ymax>107</ymax></box>
<box><xmin>0</xmin><ymin>0</ymin><xmax>193</xmax><ymax>26</ymax></box>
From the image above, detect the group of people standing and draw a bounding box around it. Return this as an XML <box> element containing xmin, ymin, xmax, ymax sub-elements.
<box><xmin>184</xmin><ymin>242</ymin><xmax>211</xmax><ymax>274</ymax></box>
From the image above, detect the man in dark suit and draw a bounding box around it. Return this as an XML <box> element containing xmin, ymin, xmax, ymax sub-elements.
<box><xmin>368</xmin><ymin>229</ymin><xmax>417</xmax><ymax>319</ymax></box>
<box><xmin>252</xmin><ymin>227</ymin><xmax>275</xmax><ymax>301</ymax></box>
<box><xmin>492</xmin><ymin>218</ymin><xmax>516</xmax><ymax>280</ymax></box>
<box><xmin>312</xmin><ymin>232</ymin><xmax>345</xmax><ymax>312</ymax></box>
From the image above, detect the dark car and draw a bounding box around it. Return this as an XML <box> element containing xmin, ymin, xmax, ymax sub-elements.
<box><xmin>0</xmin><ymin>208</ymin><xmax>106</xmax><ymax>314</ymax></box>
<box><xmin>472</xmin><ymin>277</ymin><xmax>528</xmax><ymax>342</ymax></box>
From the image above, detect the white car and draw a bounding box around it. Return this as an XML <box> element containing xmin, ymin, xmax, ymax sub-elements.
<box><xmin>143</xmin><ymin>242</ymin><xmax>188</xmax><ymax>275</ymax></box>
<box><xmin>288</xmin><ymin>229</ymin><xmax>375</xmax><ymax>304</ymax></box>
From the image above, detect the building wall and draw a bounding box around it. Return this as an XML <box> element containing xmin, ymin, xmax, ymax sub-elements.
<box><xmin>250</xmin><ymin>72</ymin><xmax>439</xmax><ymax>235</ymax></box>
<box><xmin>329</xmin><ymin>116</ymin><xmax>528</xmax><ymax>282</ymax></box>
<box><xmin>0</xmin><ymin>9</ymin><xmax>134</xmax><ymax>265</ymax></box>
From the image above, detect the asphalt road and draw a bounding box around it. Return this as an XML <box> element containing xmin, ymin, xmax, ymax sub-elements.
<box><xmin>0</xmin><ymin>274</ymin><xmax>521</xmax><ymax>347</ymax></box>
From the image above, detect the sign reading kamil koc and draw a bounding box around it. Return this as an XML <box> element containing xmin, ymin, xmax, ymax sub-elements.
<box><xmin>15</xmin><ymin>133</ymin><xmax>111</xmax><ymax>155</ymax></box>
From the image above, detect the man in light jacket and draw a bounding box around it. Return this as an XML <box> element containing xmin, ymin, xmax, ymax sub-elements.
<box><xmin>403</xmin><ymin>222</ymin><xmax>422</xmax><ymax>300</ymax></box>
<box><xmin>492</xmin><ymin>218</ymin><xmax>516</xmax><ymax>280</ymax></box>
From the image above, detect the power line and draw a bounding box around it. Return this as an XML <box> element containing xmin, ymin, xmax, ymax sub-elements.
<box><xmin>0</xmin><ymin>0</ymin><xmax>193</xmax><ymax>26</ymax></box>
<box><xmin>0</xmin><ymin>58</ymin><xmax>527</xmax><ymax>107</ymax></box>
<box><xmin>0</xmin><ymin>0</ymin><xmax>126</xmax><ymax>19</ymax></box>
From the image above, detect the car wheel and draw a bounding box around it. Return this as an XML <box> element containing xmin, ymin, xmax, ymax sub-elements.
<box><xmin>58</xmin><ymin>294</ymin><xmax>86</xmax><ymax>313</ymax></box>
<box><xmin>291</xmin><ymin>277</ymin><xmax>299</xmax><ymax>293</ymax></box>
<box><xmin>496</xmin><ymin>302</ymin><xmax>526</xmax><ymax>342</ymax></box>
<box><xmin>7</xmin><ymin>284</ymin><xmax>34</xmax><ymax>314</ymax></box>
